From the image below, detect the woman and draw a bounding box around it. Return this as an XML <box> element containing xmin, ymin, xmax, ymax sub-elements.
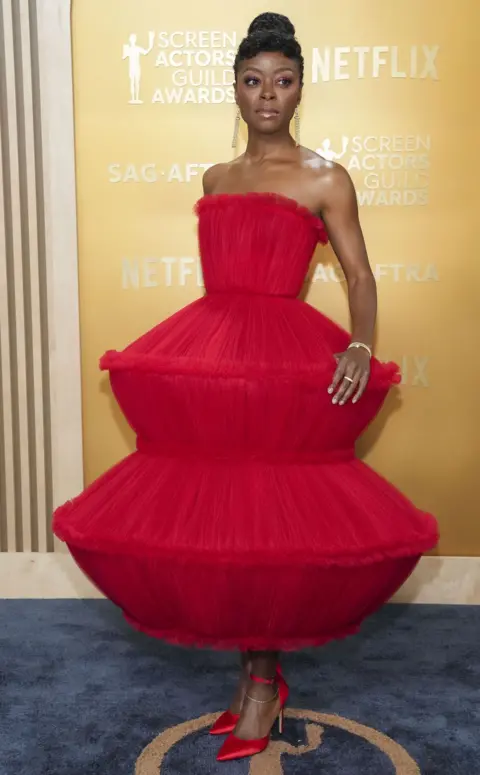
<box><xmin>53</xmin><ymin>13</ymin><xmax>438</xmax><ymax>763</ymax></box>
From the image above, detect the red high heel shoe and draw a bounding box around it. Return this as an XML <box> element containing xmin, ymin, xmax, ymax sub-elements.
<box><xmin>209</xmin><ymin>709</ymin><xmax>241</xmax><ymax>737</ymax></box>
<box><xmin>216</xmin><ymin>672</ymin><xmax>289</xmax><ymax>761</ymax></box>
<box><xmin>209</xmin><ymin>665</ymin><xmax>287</xmax><ymax>736</ymax></box>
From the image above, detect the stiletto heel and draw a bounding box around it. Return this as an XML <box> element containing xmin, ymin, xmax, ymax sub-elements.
<box><xmin>209</xmin><ymin>663</ymin><xmax>286</xmax><ymax>736</ymax></box>
<box><xmin>216</xmin><ymin>671</ymin><xmax>289</xmax><ymax>761</ymax></box>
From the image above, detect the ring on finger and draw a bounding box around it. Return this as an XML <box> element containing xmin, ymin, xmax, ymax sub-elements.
<box><xmin>343</xmin><ymin>376</ymin><xmax>355</xmax><ymax>383</ymax></box>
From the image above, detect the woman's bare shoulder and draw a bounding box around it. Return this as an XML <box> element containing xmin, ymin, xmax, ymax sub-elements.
<box><xmin>202</xmin><ymin>158</ymin><xmax>244</xmax><ymax>194</ymax></box>
<box><xmin>300</xmin><ymin>147</ymin><xmax>353</xmax><ymax>190</ymax></box>
<box><xmin>300</xmin><ymin>146</ymin><xmax>338</xmax><ymax>173</ymax></box>
<box><xmin>296</xmin><ymin>147</ymin><xmax>355</xmax><ymax>212</ymax></box>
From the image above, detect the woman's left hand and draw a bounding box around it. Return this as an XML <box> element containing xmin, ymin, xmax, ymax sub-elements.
<box><xmin>328</xmin><ymin>347</ymin><xmax>371</xmax><ymax>405</ymax></box>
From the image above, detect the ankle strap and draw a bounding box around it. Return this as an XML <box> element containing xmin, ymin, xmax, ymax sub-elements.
<box><xmin>249</xmin><ymin>673</ymin><xmax>276</xmax><ymax>685</ymax></box>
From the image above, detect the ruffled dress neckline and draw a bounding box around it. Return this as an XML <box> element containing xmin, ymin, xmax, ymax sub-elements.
<box><xmin>195</xmin><ymin>191</ymin><xmax>329</xmax><ymax>245</ymax></box>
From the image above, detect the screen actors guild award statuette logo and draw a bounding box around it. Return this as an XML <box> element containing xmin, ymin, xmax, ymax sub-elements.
<box><xmin>123</xmin><ymin>32</ymin><xmax>155</xmax><ymax>104</ymax></box>
<box><xmin>316</xmin><ymin>137</ymin><xmax>350</xmax><ymax>161</ymax></box>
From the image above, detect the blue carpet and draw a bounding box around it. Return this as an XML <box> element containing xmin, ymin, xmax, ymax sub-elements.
<box><xmin>0</xmin><ymin>601</ymin><xmax>478</xmax><ymax>774</ymax></box>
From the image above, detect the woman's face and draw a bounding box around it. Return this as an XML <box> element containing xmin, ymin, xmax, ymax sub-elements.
<box><xmin>235</xmin><ymin>51</ymin><xmax>302</xmax><ymax>136</ymax></box>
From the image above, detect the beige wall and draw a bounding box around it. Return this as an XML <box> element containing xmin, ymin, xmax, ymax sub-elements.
<box><xmin>0</xmin><ymin>0</ymin><xmax>83</xmax><ymax>553</ymax></box>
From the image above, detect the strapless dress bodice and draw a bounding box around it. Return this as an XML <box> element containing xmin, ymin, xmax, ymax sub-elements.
<box><xmin>195</xmin><ymin>192</ymin><xmax>328</xmax><ymax>298</ymax></box>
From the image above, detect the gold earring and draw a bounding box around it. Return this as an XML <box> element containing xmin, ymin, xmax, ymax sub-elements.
<box><xmin>232</xmin><ymin>107</ymin><xmax>240</xmax><ymax>148</ymax></box>
<box><xmin>294</xmin><ymin>107</ymin><xmax>300</xmax><ymax>146</ymax></box>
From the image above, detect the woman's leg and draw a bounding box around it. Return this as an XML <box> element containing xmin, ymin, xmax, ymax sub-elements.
<box><xmin>227</xmin><ymin>650</ymin><xmax>252</xmax><ymax>714</ymax></box>
<box><xmin>232</xmin><ymin>650</ymin><xmax>281</xmax><ymax>739</ymax></box>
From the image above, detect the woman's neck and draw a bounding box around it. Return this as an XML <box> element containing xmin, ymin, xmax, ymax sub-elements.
<box><xmin>244</xmin><ymin>130</ymin><xmax>297</xmax><ymax>164</ymax></box>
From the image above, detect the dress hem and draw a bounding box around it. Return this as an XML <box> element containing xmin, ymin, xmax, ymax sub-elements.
<box><xmin>123</xmin><ymin>611</ymin><xmax>363</xmax><ymax>651</ymax></box>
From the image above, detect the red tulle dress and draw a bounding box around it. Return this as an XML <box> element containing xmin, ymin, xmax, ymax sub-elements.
<box><xmin>53</xmin><ymin>192</ymin><xmax>438</xmax><ymax>650</ymax></box>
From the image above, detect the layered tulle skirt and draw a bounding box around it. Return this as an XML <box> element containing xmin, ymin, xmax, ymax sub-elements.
<box><xmin>53</xmin><ymin>292</ymin><xmax>438</xmax><ymax>649</ymax></box>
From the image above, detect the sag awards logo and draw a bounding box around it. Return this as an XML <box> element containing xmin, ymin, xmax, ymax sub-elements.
<box><xmin>121</xmin><ymin>32</ymin><xmax>440</xmax><ymax>105</ymax></box>
<box><xmin>312</xmin><ymin>260</ymin><xmax>438</xmax><ymax>283</ymax></box>
<box><xmin>108</xmin><ymin>162</ymin><xmax>213</xmax><ymax>184</ymax></box>
<box><xmin>106</xmin><ymin>134</ymin><xmax>432</xmax><ymax>207</ymax></box>
<box><xmin>134</xmin><ymin>709</ymin><xmax>421</xmax><ymax>774</ymax></box>
<box><xmin>122</xmin><ymin>30</ymin><xmax>237</xmax><ymax>104</ymax></box>
<box><xmin>315</xmin><ymin>135</ymin><xmax>431</xmax><ymax>206</ymax></box>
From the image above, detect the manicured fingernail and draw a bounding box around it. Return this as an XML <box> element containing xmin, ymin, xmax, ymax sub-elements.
<box><xmin>327</xmin><ymin>387</ymin><xmax>333</xmax><ymax>394</ymax></box>
<box><xmin>339</xmin><ymin>400</ymin><xmax>345</xmax><ymax>405</ymax></box>
<box><xmin>332</xmin><ymin>397</ymin><xmax>337</xmax><ymax>404</ymax></box>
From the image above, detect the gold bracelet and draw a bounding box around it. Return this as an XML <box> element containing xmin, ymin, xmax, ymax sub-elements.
<box><xmin>347</xmin><ymin>341</ymin><xmax>372</xmax><ymax>358</ymax></box>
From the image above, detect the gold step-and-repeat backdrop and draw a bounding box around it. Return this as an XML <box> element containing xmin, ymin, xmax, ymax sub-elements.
<box><xmin>72</xmin><ymin>0</ymin><xmax>480</xmax><ymax>556</ymax></box>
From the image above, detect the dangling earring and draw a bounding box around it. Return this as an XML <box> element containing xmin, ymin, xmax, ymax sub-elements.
<box><xmin>294</xmin><ymin>106</ymin><xmax>300</xmax><ymax>146</ymax></box>
<box><xmin>232</xmin><ymin>107</ymin><xmax>240</xmax><ymax>149</ymax></box>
